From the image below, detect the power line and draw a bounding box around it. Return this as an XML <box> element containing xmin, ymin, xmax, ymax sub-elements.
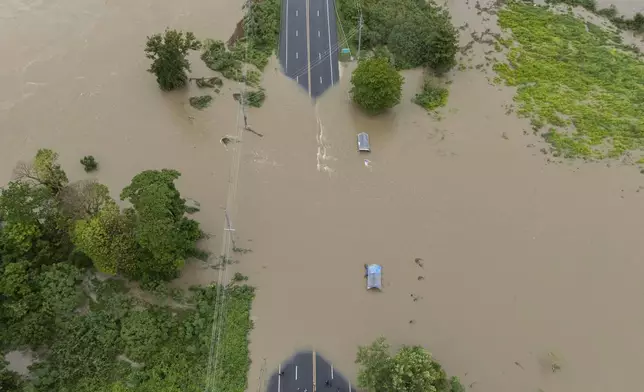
<box><xmin>204</xmin><ymin>0</ymin><xmax>254</xmax><ymax>391</ymax></box>
<box><xmin>289</xmin><ymin>27</ymin><xmax>357</xmax><ymax>79</ymax></box>
<box><xmin>334</xmin><ymin>0</ymin><xmax>352</xmax><ymax>57</ymax></box>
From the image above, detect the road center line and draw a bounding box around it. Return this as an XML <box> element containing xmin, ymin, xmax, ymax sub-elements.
<box><xmin>278</xmin><ymin>364</ymin><xmax>281</xmax><ymax>392</ymax></box>
<box><xmin>312</xmin><ymin>352</ymin><xmax>317</xmax><ymax>392</ymax></box>
<box><xmin>285</xmin><ymin>0</ymin><xmax>289</xmax><ymax>72</ymax></box>
<box><xmin>326</xmin><ymin>0</ymin><xmax>334</xmax><ymax>86</ymax></box>
<box><xmin>306</xmin><ymin>0</ymin><xmax>312</xmax><ymax>96</ymax></box>
<box><xmin>331</xmin><ymin>364</ymin><xmax>334</xmax><ymax>379</ymax></box>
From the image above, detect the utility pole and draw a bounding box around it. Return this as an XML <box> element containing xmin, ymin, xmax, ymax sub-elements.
<box><xmin>357</xmin><ymin>11</ymin><xmax>363</xmax><ymax>60</ymax></box>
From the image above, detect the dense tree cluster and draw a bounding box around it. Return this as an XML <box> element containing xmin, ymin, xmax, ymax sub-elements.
<box><xmin>337</xmin><ymin>0</ymin><xmax>458</xmax><ymax>72</ymax></box>
<box><xmin>356</xmin><ymin>337</ymin><xmax>465</xmax><ymax>392</ymax></box>
<box><xmin>0</xmin><ymin>150</ymin><xmax>254</xmax><ymax>391</ymax></box>
<box><xmin>350</xmin><ymin>57</ymin><xmax>404</xmax><ymax>114</ymax></box>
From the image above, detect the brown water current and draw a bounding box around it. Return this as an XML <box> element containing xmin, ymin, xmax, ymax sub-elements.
<box><xmin>2</xmin><ymin>1</ymin><xmax>644</xmax><ymax>392</ymax></box>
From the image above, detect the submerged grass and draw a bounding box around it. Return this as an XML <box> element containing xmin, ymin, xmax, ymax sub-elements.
<box><xmin>494</xmin><ymin>2</ymin><xmax>644</xmax><ymax>158</ymax></box>
<box><xmin>189</xmin><ymin>95</ymin><xmax>213</xmax><ymax>110</ymax></box>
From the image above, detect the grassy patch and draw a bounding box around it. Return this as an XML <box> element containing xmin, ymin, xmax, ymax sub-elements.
<box><xmin>413</xmin><ymin>80</ymin><xmax>449</xmax><ymax>111</ymax></box>
<box><xmin>189</xmin><ymin>95</ymin><xmax>213</xmax><ymax>110</ymax></box>
<box><xmin>494</xmin><ymin>2</ymin><xmax>644</xmax><ymax>158</ymax></box>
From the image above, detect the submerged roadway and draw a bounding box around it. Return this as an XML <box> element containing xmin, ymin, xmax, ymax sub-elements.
<box><xmin>266</xmin><ymin>351</ymin><xmax>355</xmax><ymax>392</ymax></box>
<box><xmin>279</xmin><ymin>0</ymin><xmax>340</xmax><ymax>98</ymax></box>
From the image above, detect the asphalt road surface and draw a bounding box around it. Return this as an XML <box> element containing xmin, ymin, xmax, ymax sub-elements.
<box><xmin>279</xmin><ymin>0</ymin><xmax>340</xmax><ymax>98</ymax></box>
<box><xmin>266</xmin><ymin>351</ymin><xmax>355</xmax><ymax>392</ymax></box>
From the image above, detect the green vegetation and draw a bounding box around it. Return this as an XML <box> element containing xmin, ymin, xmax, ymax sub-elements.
<box><xmin>244</xmin><ymin>89</ymin><xmax>266</xmax><ymax>108</ymax></box>
<box><xmin>494</xmin><ymin>2</ymin><xmax>644</xmax><ymax>158</ymax></box>
<box><xmin>351</xmin><ymin>57</ymin><xmax>404</xmax><ymax>114</ymax></box>
<box><xmin>413</xmin><ymin>79</ymin><xmax>449</xmax><ymax>111</ymax></box>
<box><xmin>0</xmin><ymin>150</ymin><xmax>255</xmax><ymax>391</ymax></box>
<box><xmin>201</xmin><ymin>40</ymin><xmax>244</xmax><ymax>81</ymax></box>
<box><xmin>546</xmin><ymin>0</ymin><xmax>644</xmax><ymax>32</ymax></box>
<box><xmin>80</xmin><ymin>155</ymin><xmax>98</xmax><ymax>172</ymax></box>
<box><xmin>243</xmin><ymin>0</ymin><xmax>281</xmax><ymax>68</ymax></box>
<box><xmin>189</xmin><ymin>95</ymin><xmax>213</xmax><ymax>109</ymax></box>
<box><xmin>336</xmin><ymin>0</ymin><xmax>458</xmax><ymax>73</ymax></box>
<box><xmin>200</xmin><ymin>40</ymin><xmax>262</xmax><ymax>87</ymax></box>
<box><xmin>356</xmin><ymin>337</ymin><xmax>465</xmax><ymax>392</ymax></box>
<box><xmin>145</xmin><ymin>29</ymin><xmax>201</xmax><ymax>91</ymax></box>
<box><xmin>13</xmin><ymin>148</ymin><xmax>68</xmax><ymax>195</ymax></box>
<box><xmin>194</xmin><ymin>77</ymin><xmax>223</xmax><ymax>88</ymax></box>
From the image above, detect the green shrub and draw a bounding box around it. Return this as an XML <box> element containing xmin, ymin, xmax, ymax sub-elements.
<box><xmin>194</xmin><ymin>77</ymin><xmax>223</xmax><ymax>88</ymax></box>
<box><xmin>351</xmin><ymin>57</ymin><xmax>404</xmax><ymax>114</ymax></box>
<box><xmin>189</xmin><ymin>95</ymin><xmax>213</xmax><ymax>109</ymax></box>
<box><xmin>413</xmin><ymin>83</ymin><xmax>449</xmax><ymax>111</ymax></box>
<box><xmin>80</xmin><ymin>156</ymin><xmax>98</xmax><ymax>172</ymax></box>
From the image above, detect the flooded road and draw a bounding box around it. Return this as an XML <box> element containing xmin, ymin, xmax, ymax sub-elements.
<box><xmin>2</xmin><ymin>1</ymin><xmax>644</xmax><ymax>392</ymax></box>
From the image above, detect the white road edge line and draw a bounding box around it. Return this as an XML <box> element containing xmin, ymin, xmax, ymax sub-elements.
<box><xmin>326</xmin><ymin>0</ymin><xmax>334</xmax><ymax>86</ymax></box>
<box><xmin>285</xmin><ymin>0</ymin><xmax>289</xmax><ymax>72</ymax></box>
<box><xmin>349</xmin><ymin>380</ymin><xmax>351</xmax><ymax>392</ymax></box>
<box><xmin>295</xmin><ymin>365</ymin><xmax>298</xmax><ymax>380</ymax></box>
<box><xmin>278</xmin><ymin>364</ymin><xmax>281</xmax><ymax>392</ymax></box>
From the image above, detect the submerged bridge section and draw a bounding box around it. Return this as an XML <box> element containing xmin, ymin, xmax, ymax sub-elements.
<box><xmin>279</xmin><ymin>0</ymin><xmax>340</xmax><ymax>98</ymax></box>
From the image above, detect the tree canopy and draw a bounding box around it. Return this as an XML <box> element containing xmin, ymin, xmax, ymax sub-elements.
<box><xmin>145</xmin><ymin>29</ymin><xmax>201</xmax><ymax>91</ymax></box>
<box><xmin>351</xmin><ymin>57</ymin><xmax>404</xmax><ymax>114</ymax></box>
<box><xmin>337</xmin><ymin>0</ymin><xmax>458</xmax><ymax>72</ymax></box>
<box><xmin>356</xmin><ymin>337</ymin><xmax>465</xmax><ymax>392</ymax></box>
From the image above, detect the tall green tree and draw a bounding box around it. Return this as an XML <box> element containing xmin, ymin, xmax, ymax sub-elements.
<box><xmin>120</xmin><ymin>169</ymin><xmax>201</xmax><ymax>280</ymax></box>
<box><xmin>351</xmin><ymin>57</ymin><xmax>404</xmax><ymax>114</ymax></box>
<box><xmin>356</xmin><ymin>337</ymin><xmax>465</xmax><ymax>392</ymax></box>
<box><xmin>72</xmin><ymin>200</ymin><xmax>137</xmax><ymax>276</ymax></box>
<box><xmin>0</xmin><ymin>180</ymin><xmax>72</xmax><ymax>265</ymax></box>
<box><xmin>145</xmin><ymin>29</ymin><xmax>201</xmax><ymax>91</ymax></box>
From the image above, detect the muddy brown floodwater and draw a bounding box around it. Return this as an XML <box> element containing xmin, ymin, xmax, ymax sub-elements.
<box><xmin>2</xmin><ymin>0</ymin><xmax>644</xmax><ymax>392</ymax></box>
